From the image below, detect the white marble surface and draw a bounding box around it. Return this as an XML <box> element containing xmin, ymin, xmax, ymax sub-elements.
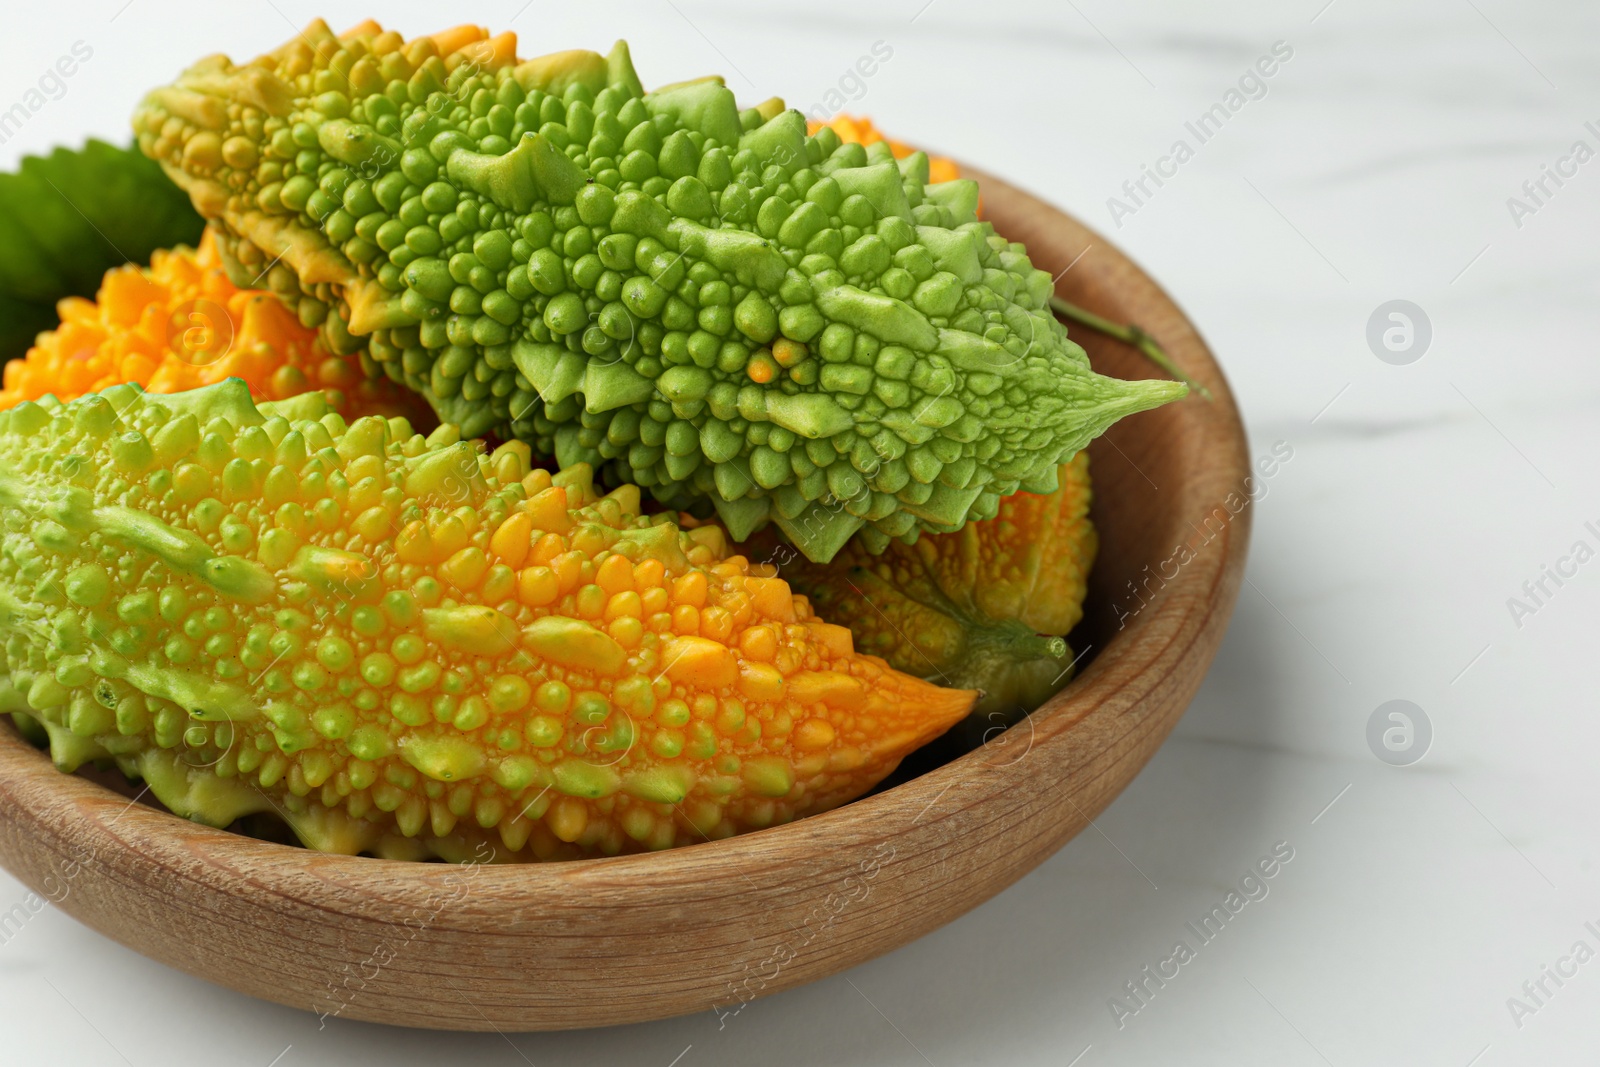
<box><xmin>2</xmin><ymin>1</ymin><xmax>1597</xmax><ymax>1063</ymax></box>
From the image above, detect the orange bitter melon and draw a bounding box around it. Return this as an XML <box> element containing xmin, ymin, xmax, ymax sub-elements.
<box><xmin>0</xmin><ymin>227</ymin><xmax>430</xmax><ymax>424</ymax></box>
<box><xmin>0</xmin><ymin>379</ymin><xmax>973</xmax><ymax>860</ymax></box>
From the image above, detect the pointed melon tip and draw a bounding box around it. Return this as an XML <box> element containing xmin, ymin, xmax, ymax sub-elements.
<box><xmin>1128</xmin><ymin>376</ymin><xmax>1190</xmax><ymax>410</ymax></box>
<box><xmin>1093</xmin><ymin>374</ymin><xmax>1189</xmax><ymax>426</ymax></box>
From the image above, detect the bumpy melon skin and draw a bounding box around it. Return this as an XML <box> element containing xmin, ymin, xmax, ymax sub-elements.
<box><xmin>810</xmin><ymin>114</ymin><xmax>961</xmax><ymax>186</ymax></box>
<box><xmin>766</xmin><ymin>123</ymin><xmax>1095</xmax><ymax>735</ymax></box>
<box><xmin>0</xmin><ymin>380</ymin><xmax>972</xmax><ymax>861</ymax></box>
<box><xmin>0</xmin><ymin>227</ymin><xmax>430</xmax><ymax>425</ymax></box>
<box><xmin>743</xmin><ymin>453</ymin><xmax>1095</xmax><ymax>731</ymax></box>
<box><xmin>133</xmin><ymin>20</ymin><xmax>1184</xmax><ymax>561</ymax></box>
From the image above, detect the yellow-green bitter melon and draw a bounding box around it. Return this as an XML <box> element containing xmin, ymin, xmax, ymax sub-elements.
<box><xmin>134</xmin><ymin>20</ymin><xmax>1184</xmax><ymax>562</ymax></box>
<box><xmin>0</xmin><ymin>379</ymin><xmax>973</xmax><ymax>860</ymax></box>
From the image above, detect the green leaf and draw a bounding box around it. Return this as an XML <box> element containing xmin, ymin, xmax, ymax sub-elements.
<box><xmin>0</xmin><ymin>139</ymin><xmax>204</xmax><ymax>361</ymax></box>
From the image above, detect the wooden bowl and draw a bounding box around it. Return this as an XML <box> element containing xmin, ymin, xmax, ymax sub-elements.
<box><xmin>0</xmin><ymin>168</ymin><xmax>1250</xmax><ymax>1031</ymax></box>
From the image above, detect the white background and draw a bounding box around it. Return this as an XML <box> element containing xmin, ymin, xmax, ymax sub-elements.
<box><xmin>2</xmin><ymin>1</ymin><xmax>1597</xmax><ymax>1064</ymax></box>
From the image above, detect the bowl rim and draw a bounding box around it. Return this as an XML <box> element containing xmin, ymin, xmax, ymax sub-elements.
<box><xmin>0</xmin><ymin>164</ymin><xmax>1252</xmax><ymax>1031</ymax></box>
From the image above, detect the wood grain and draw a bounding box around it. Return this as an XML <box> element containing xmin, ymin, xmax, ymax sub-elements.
<box><xmin>0</xmin><ymin>170</ymin><xmax>1251</xmax><ymax>1031</ymax></box>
